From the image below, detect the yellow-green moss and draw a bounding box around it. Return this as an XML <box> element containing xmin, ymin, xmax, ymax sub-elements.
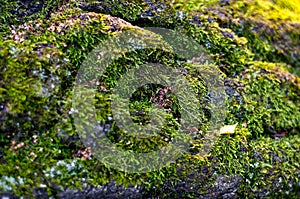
<box><xmin>226</xmin><ymin>61</ymin><xmax>300</xmax><ymax>137</ymax></box>
<box><xmin>171</xmin><ymin>0</ymin><xmax>300</xmax><ymax>74</ymax></box>
<box><xmin>172</xmin><ymin>0</ymin><xmax>300</xmax><ymax>23</ymax></box>
<box><xmin>231</xmin><ymin>0</ymin><xmax>300</xmax><ymax>23</ymax></box>
<box><xmin>171</xmin><ymin>0</ymin><xmax>219</xmax><ymax>12</ymax></box>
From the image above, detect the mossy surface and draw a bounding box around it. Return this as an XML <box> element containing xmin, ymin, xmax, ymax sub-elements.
<box><xmin>172</xmin><ymin>0</ymin><xmax>300</xmax><ymax>75</ymax></box>
<box><xmin>0</xmin><ymin>0</ymin><xmax>299</xmax><ymax>198</ymax></box>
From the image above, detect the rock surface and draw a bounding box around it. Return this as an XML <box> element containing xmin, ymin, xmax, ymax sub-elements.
<box><xmin>0</xmin><ymin>0</ymin><xmax>299</xmax><ymax>198</ymax></box>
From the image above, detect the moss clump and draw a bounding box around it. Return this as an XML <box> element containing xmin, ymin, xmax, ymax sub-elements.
<box><xmin>80</xmin><ymin>0</ymin><xmax>253</xmax><ymax>76</ymax></box>
<box><xmin>226</xmin><ymin>61</ymin><xmax>300</xmax><ymax>137</ymax></box>
<box><xmin>172</xmin><ymin>0</ymin><xmax>300</xmax><ymax>24</ymax></box>
<box><xmin>0</xmin><ymin>0</ymin><xmax>67</xmax><ymax>37</ymax></box>
<box><xmin>171</xmin><ymin>0</ymin><xmax>300</xmax><ymax>74</ymax></box>
<box><xmin>212</xmin><ymin>130</ymin><xmax>300</xmax><ymax>198</ymax></box>
<box><xmin>231</xmin><ymin>0</ymin><xmax>300</xmax><ymax>23</ymax></box>
<box><xmin>0</xmin><ymin>39</ymin><xmax>68</xmax><ymax>138</ymax></box>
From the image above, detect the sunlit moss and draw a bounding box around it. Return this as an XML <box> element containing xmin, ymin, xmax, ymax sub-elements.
<box><xmin>231</xmin><ymin>0</ymin><xmax>300</xmax><ymax>23</ymax></box>
<box><xmin>171</xmin><ymin>0</ymin><xmax>300</xmax><ymax>23</ymax></box>
<box><xmin>171</xmin><ymin>0</ymin><xmax>219</xmax><ymax>12</ymax></box>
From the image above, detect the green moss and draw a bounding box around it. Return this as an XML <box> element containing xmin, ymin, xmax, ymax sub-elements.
<box><xmin>0</xmin><ymin>0</ymin><xmax>68</xmax><ymax>37</ymax></box>
<box><xmin>226</xmin><ymin>61</ymin><xmax>300</xmax><ymax>137</ymax></box>
<box><xmin>0</xmin><ymin>0</ymin><xmax>299</xmax><ymax>198</ymax></box>
<box><xmin>172</xmin><ymin>0</ymin><xmax>300</xmax><ymax>23</ymax></box>
<box><xmin>83</xmin><ymin>0</ymin><xmax>254</xmax><ymax>76</ymax></box>
<box><xmin>227</xmin><ymin>0</ymin><xmax>300</xmax><ymax>69</ymax></box>
<box><xmin>171</xmin><ymin>0</ymin><xmax>219</xmax><ymax>12</ymax></box>
<box><xmin>241</xmin><ymin>135</ymin><xmax>300</xmax><ymax>197</ymax></box>
<box><xmin>231</xmin><ymin>0</ymin><xmax>300</xmax><ymax>23</ymax></box>
<box><xmin>170</xmin><ymin>0</ymin><xmax>300</xmax><ymax>74</ymax></box>
<box><xmin>0</xmin><ymin>39</ymin><xmax>68</xmax><ymax>136</ymax></box>
<box><xmin>0</xmin><ymin>5</ymin><xmax>114</xmax><ymax>196</ymax></box>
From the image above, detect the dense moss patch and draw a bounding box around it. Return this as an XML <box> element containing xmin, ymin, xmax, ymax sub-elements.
<box><xmin>0</xmin><ymin>0</ymin><xmax>299</xmax><ymax>198</ymax></box>
<box><xmin>171</xmin><ymin>0</ymin><xmax>300</xmax><ymax>74</ymax></box>
<box><xmin>226</xmin><ymin>61</ymin><xmax>300</xmax><ymax>137</ymax></box>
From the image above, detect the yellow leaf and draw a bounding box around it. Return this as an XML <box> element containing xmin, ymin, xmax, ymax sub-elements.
<box><xmin>220</xmin><ymin>123</ymin><xmax>238</xmax><ymax>135</ymax></box>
